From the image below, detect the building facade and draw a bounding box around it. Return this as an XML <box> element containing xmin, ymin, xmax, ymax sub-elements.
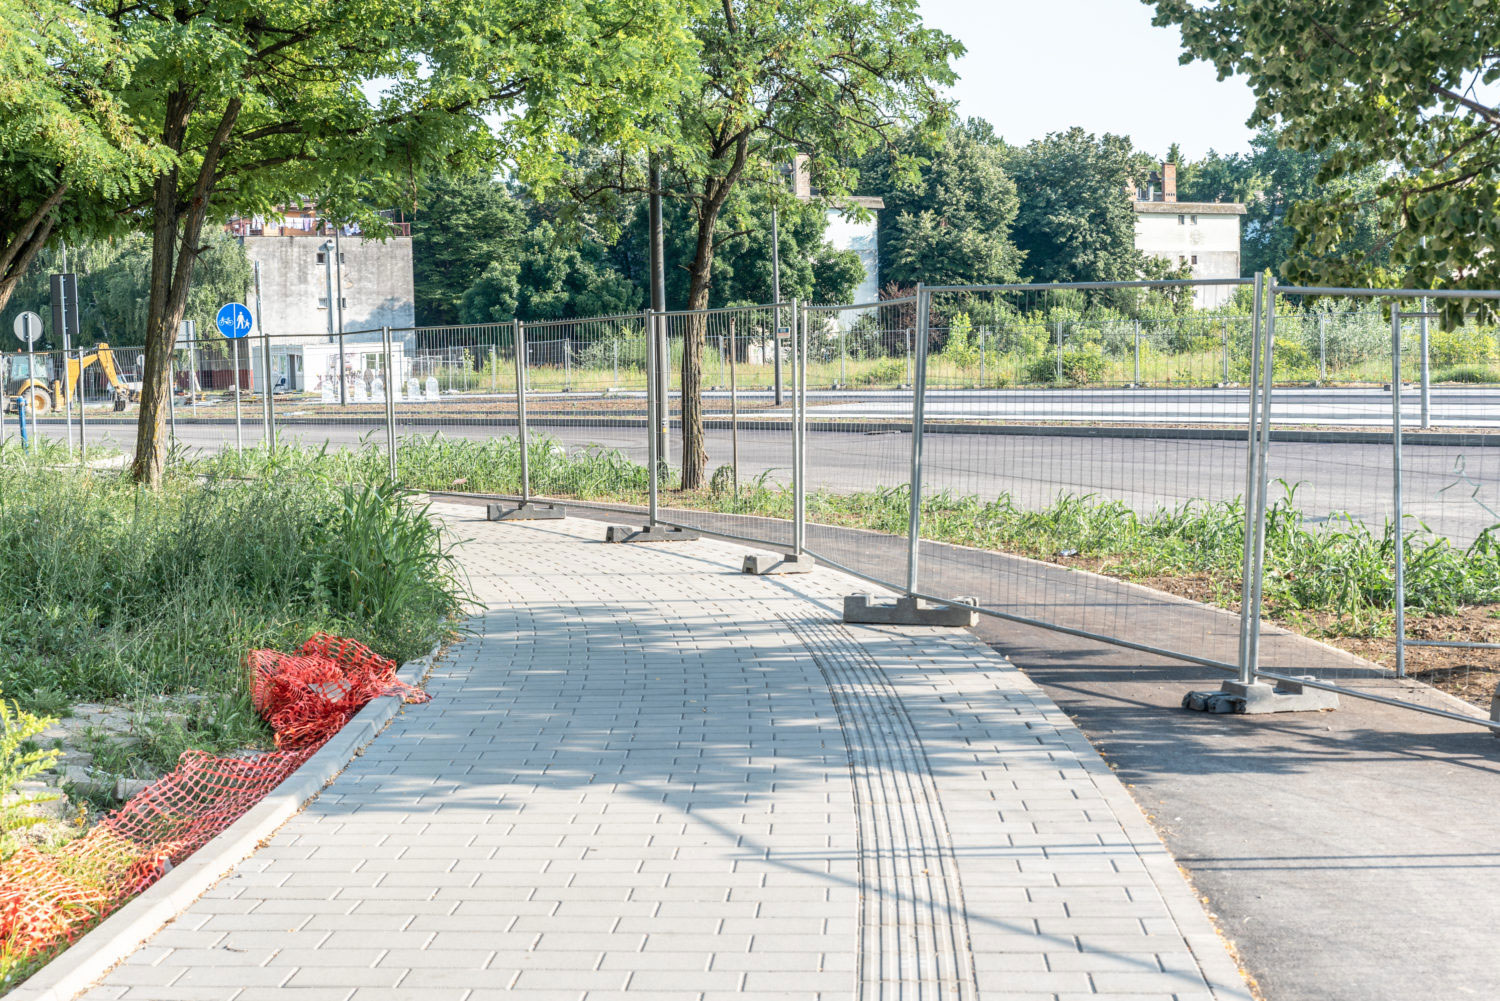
<box><xmin>229</xmin><ymin>209</ymin><xmax>416</xmax><ymax>392</ymax></box>
<box><xmin>1132</xmin><ymin>162</ymin><xmax>1245</xmax><ymax>309</ymax></box>
<box><xmin>792</xmin><ymin>155</ymin><xmax>883</xmax><ymax>306</ymax></box>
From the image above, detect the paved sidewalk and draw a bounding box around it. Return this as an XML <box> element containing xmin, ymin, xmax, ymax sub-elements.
<box><xmin>80</xmin><ymin>510</ymin><xmax>1249</xmax><ymax>1001</ymax></box>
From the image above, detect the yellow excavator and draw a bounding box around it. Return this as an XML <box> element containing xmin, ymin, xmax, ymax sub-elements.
<box><xmin>3</xmin><ymin>343</ymin><xmax>140</xmax><ymax>415</ymax></box>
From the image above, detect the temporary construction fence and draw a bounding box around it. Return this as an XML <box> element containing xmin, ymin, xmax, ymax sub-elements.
<box><xmin>12</xmin><ymin>276</ymin><xmax>1500</xmax><ymax>733</ymax></box>
<box><xmin>0</xmin><ymin>634</ymin><xmax>427</xmax><ymax>974</ymax></box>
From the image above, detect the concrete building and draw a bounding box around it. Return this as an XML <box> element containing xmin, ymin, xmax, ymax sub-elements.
<box><xmin>1132</xmin><ymin>162</ymin><xmax>1245</xmax><ymax>309</ymax></box>
<box><xmin>228</xmin><ymin>208</ymin><xmax>415</xmax><ymax>393</ymax></box>
<box><xmin>792</xmin><ymin>155</ymin><xmax>883</xmax><ymax>305</ymax></box>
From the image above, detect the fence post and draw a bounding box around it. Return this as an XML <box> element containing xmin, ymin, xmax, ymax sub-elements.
<box><xmin>1133</xmin><ymin>319</ymin><xmax>1141</xmax><ymax>386</ymax></box>
<box><xmin>189</xmin><ymin>330</ymin><xmax>199</xmax><ymax>414</ymax></box>
<box><xmin>338</xmin><ymin>328</ymin><xmax>347</xmax><ymax>405</ymax></box>
<box><xmin>382</xmin><ymin>325</ymin><xmax>397</xmax><ymax>483</ymax></box>
<box><xmin>564</xmin><ymin>335</ymin><xmax>572</xmax><ymax>392</ymax></box>
<box><xmin>1236</xmin><ymin>273</ymin><xmax>1265</xmax><ymax>684</ymax></box>
<box><xmin>1222</xmin><ymin>318</ymin><xmax>1230</xmax><ymax>385</ymax></box>
<box><xmin>613</xmin><ymin>340</ymin><xmax>619</xmax><ymax>388</ymax></box>
<box><xmin>167</xmin><ymin>354</ymin><xmax>177</xmax><ymax>445</ymax></box>
<box><xmin>1243</xmin><ymin>275</ymin><xmax>1278</xmax><ymax>680</ymax></box>
<box><xmin>1054</xmin><ymin>320</ymin><xmax>1063</xmax><ymax>381</ymax></box>
<box><xmin>773</xmin><ymin>303</ymin><xmax>784</xmax><ymax>405</ymax></box>
<box><xmin>729</xmin><ymin>316</ymin><xmax>739</xmax><ymax>499</ymax></box>
<box><xmin>76</xmin><ymin>346</ymin><xmax>87</xmax><ymax>464</ymax></box>
<box><xmin>1419</xmin><ymin>297</ymin><xmax>1431</xmax><ymax>429</ymax></box>
<box><xmin>514</xmin><ymin>319</ymin><xmax>530</xmax><ymax>504</ymax></box>
<box><xmin>979</xmin><ymin>328</ymin><xmax>986</xmax><ymax>387</ymax></box>
<box><xmin>646</xmin><ymin>312</ymin><xmax>660</xmax><ymax>527</ymax></box>
<box><xmin>839</xmin><ymin>324</ymin><xmax>847</xmax><ymax>388</ymax></box>
<box><xmin>905</xmin><ymin>285</ymin><xmax>930</xmax><ymax>596</ymax></box>
<box><xmin>793</xmin><ymin>299</ymin><xmax>805</xmax><ymax>558</ymax></box>
<box><xmin>259</xmin><ymin>328</ymin><xmax>274</xmax><ymax>450</ymax></box>
<box><xmin>1391</xmin><ymin>303</ymin><xmax>1407</xmax><ymax>677</ymax></box>
<box><xmin>1318</xmin><ymin>313</ymin><xmax>1327</xmax><ymax>381</ymax></box>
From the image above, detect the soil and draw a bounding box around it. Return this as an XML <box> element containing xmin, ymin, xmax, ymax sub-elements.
<box><xmin>1049</xmin><ymin>551</ymin><xmax>1500</xmax><ymax>710</ymax></box>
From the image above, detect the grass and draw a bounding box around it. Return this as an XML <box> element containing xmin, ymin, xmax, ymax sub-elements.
<box><xmin>0</xmin><ymin>463</ymin><xmax>467</xmax><ymax>769</ymax></box>
<box><xmin>197</xmin><ymin>433</ymin><xmax>1500</xmax><ymax>645</ymax></box>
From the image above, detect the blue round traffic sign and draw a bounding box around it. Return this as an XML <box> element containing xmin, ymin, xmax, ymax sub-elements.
<box><xmin>215</xmin><ymin>302</ymin><xmax>253</xmax><ymax>339</ymax></box>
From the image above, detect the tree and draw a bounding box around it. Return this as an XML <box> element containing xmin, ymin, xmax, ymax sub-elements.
<box><xmin>412</xmin><ymin>173</ymin><xmax>527</xmax><ymax>327</ymax></box>
<box><xmin>1176</xmin><ymin>126</ymin><xmax>1390</xmax><ymax>279</ymax></box>
<box><xmin>1006</xmin><ymin>128</ymin><xmax>1157</xmax><ymax>285</ymax></box>
<box><xmin>1151</xmin><ymin>0</ymin><xmax>1500</xmax><ymax>311</ymax></box>
<box><xmin>561</xmin><ymin>0</ymin><xmax>960</xmax><ymax>489</ymax></box>
<box><xmin>84</xmin><ymin>0</ymin><xmax>695</xmax><ymax>487</ymax></box>
<box><xmin>460</xmin><ymin>219</ymin><xmax>644</xmax><ymax>322</ymax></box>
<box><xmin>865</xmin><ymin>119</ymin><xmax>1024</xmax><ymax>288</ymax></box>
<box><xmin>0</xmin><ymin>0</ymin><xmax>166</xmax><ymax>314</ymax></box>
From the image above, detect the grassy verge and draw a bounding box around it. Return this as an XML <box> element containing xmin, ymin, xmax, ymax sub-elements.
<box><xmin>192</xmin><ymin>433</ymin><xmax>1500</xmax><ymax>706</ymax></box>
<box><xmin>0</xmin><ymin>464</ymin><xmax>466</xmax><ymax>774</ymax></box>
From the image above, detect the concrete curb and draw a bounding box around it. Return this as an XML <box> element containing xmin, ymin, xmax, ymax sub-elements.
<box><xmin>9</xmin><ymin>641</ymin><xmax>444</xmax><ymax>1001</ymax></box>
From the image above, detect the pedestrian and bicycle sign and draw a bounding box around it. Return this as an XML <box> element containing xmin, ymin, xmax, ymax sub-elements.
<box><xmin>215</xmin><ymin>302</ymin><xmax>253</xmax><ymax>339</ymax></box>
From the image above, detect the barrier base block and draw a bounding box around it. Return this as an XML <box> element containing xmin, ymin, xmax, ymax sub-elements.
<box><xmin>487</xmin><ymin>502</ymin><xmax>566</xmax><ymax>522</ymax></box>
<box><xmin>604</xmin><ymin>524</ymin><xmax>701</xmax><ymax>544</ymax></box>
<box><xmin>1183</xmin><ymin>678</ymin><xmax>1339</xmax><ymax>715</ymax></box>
<box><xmin>842</xmin><ymin>594</ymin><xmax>979</xmax><ymax>627</ymax></box>
<box><xmin>742</xmin><ymin>552</ymin><xmax>817</xmax><ymax>575</ymax></box>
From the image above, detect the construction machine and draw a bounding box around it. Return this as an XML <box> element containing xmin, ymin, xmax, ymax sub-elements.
<box><xmin>3</xmin><ymin>343</ymin><xmax>140</xmax><ymax>414</ymax></box>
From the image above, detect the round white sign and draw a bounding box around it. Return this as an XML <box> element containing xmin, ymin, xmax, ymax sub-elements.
<box><xmin>11</xmin><ymin>311</ymin><xmax>42</xmax><ymax>345</ymax></box>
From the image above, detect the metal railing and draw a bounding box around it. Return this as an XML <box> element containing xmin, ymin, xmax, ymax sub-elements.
<box><xmin>19</xmin><ymin>276</ymin><xmax>1500</xmax><ymax>733</ymax></box>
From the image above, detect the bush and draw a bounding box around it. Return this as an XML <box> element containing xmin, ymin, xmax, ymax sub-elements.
<box><xmin>1434</xmin><ymin>364</ymin><xmax>1500</xmax><ymax>384</ymax></box>
<box><xmin>1429</xmin><ymin>326</ymin><xmax>1498</xmax><ymax>366</ymax></box>
<box><xmin>0</xmin><ymin>691</ymin><xmax>61</xmax><ymax>858</ymax></box>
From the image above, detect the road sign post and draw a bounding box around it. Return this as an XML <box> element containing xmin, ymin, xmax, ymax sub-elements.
<box><xmin>14</xmin><ymin>311</ymin><xmax>41</xmax><ymax>417</ymax></box>
<box><xmin>52</xmin><ymin>273</ymin><xmax>78</xmax><ymax>458</ymax></box>
<box><xmin>216</xmin><ymin>302</ymin><xmax>252</xmax><ymax>455</ymax></box>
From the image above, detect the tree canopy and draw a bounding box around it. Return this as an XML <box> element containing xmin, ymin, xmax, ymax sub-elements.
<box><xmin>1005</xmin><ymin>128</ymin><xmax>1158</xmax><ymax>285</ymax></box>
<box><xmin>1152</xmin><ymin>0</ymin><xmax>1500</xmax><ymax>305</ymax></box>
<box><xmin>864</xmin><ymin>119</ymin><xmax>1024</xmax><ymax>288</ymax></box>
<box><xmin>56</xmin><ymin>0</ymin><xmax>698</xmax><ymax>485</ymax></box>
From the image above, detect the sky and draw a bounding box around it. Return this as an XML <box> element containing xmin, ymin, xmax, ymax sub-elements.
<box><xmin>919</xmin><ymin>0</ymin><xmax>1260</xmax><ymax>160</ymax></box>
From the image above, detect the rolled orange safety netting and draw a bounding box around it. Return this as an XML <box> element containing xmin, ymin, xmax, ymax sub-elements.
<box><xmin>0</xmin><ymin>633</ymin><xmax>427</xmax><ymax>972</ymax></box>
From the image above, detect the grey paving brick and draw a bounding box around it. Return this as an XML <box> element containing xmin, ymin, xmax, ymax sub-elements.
<box><xmin>75</xmin><ymin>513</ymin><xmax>1245</xmax><ymax>1001</ymax></box>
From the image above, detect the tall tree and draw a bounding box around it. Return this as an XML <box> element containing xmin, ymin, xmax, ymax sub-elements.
<box><xmin>561</xmin><ymin>0</ymin><xmax>960</xmax><ymax>489</ymax></box>
<box><xmin>411</xmin><ymin>173</ymin><xmax>527</xmax><ymax>327</ymax></box>
<box><xmin>89</xmin><ymin>0</ymin><xmax>695</xmax><ymax>487</ymax></box>
<box><xmin>0</xmin><ymin>0</ymin><xmax>165</xmax><ymax>314</ymax></box>
<box><xmin>865</xmin><ymin>118</ymin><xmax>1024</xmax><ymax>288</ymax></box>
<box><xmin>1151</xmin><ymin>0</ymin><xmax>1500</xmax><ymax>309</ymax></box>
<box><xmin>1006</xmin><ymin>128</ymin><xmax>1156</xmax><ymax>284</ymax></box>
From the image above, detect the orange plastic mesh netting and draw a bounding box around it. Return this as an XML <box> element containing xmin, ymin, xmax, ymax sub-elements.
<box><xmin>0</xmin><ymin>632</ymin><xmax>427</xmax><ymax>970</ymax></box>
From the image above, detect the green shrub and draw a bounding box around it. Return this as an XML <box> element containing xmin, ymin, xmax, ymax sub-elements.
<box><xmin>1434</xmin><ymin>364</ymin><xmax>1500</xmax><ymax>384</ymax></box>
<box><xmin>1429</xmin><ymin>326</ymin><xmax>1498</xmax><ymax>366</ymax></box>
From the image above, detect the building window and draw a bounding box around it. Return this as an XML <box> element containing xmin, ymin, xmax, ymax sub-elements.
<box><xmin>316</xmin><ymin>251</ymin><xmax>325</xmax><ymax>264</ymax></box>
<box><xmin>1191</xmin><ymin>255</ymin><xmax>1198</xmax><ymax>265</ymax></box>
<box><xmin>1178</xmin><ymin>214</ymin><xmax>1185</xmax><ymax>225</ymax></box>
<box><xmin>1190</xmin><ymin>214</ymin><xmax>1199</xmax><ymax>225</ymax></box>
<box><xmin>317</xmin><ymin>297</ymin><xmax>328</xmax><ymax>309</ymax></box>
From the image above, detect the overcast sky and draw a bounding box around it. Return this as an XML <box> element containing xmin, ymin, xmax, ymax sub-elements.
<box><xmin>919</xmin><ymin>0</ymin><xmax>1260</xmax><ymax>159</ymax></box>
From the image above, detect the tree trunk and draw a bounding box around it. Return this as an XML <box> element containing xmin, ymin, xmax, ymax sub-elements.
<box><xmin>681</xmin><ymin>205</ymin><xmax>717</xmax><ymax>490</ymax></box>
<box><xmin>132</xmin><ymin>96</ymin><xmax>241</xmax><ymax>488</ymax></box>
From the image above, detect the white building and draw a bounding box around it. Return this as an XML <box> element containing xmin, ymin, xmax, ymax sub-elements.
<box><xmin>229</xmin><ymin>208</ymin><xmax>416</xmax><ymax>392</ymax></box>
<box><xmin>792</xmin><ymin>155</ymin><xmax>883</xmax><ymax>305</ymax></box>
<box><xmin>1132</xmin><ymin>162</ymin><xmax>1245</xmax><ymax>309</ymax></box>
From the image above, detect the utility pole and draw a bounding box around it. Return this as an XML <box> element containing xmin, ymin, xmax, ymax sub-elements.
<box><xmin>649</xmin><ymin>154</ymin><xmax>668</xmax><ymax>463</ymax></box>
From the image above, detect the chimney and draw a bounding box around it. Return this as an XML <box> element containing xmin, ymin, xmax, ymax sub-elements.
<box><xmin>792</xmin><ymin>154</ymin><xmax>812</xmax><ymax>201</ymax></box>
<box><xmin>1161</xmin><ymin>161</ymin><xmax>1177</xmax><ymax>203</ymax></box>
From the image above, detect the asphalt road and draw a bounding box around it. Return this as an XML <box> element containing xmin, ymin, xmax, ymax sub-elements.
<box><xmin>36</xmin><ymin>414</ymin><xmax>1500</xmax><ymax>546</ymax></box>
